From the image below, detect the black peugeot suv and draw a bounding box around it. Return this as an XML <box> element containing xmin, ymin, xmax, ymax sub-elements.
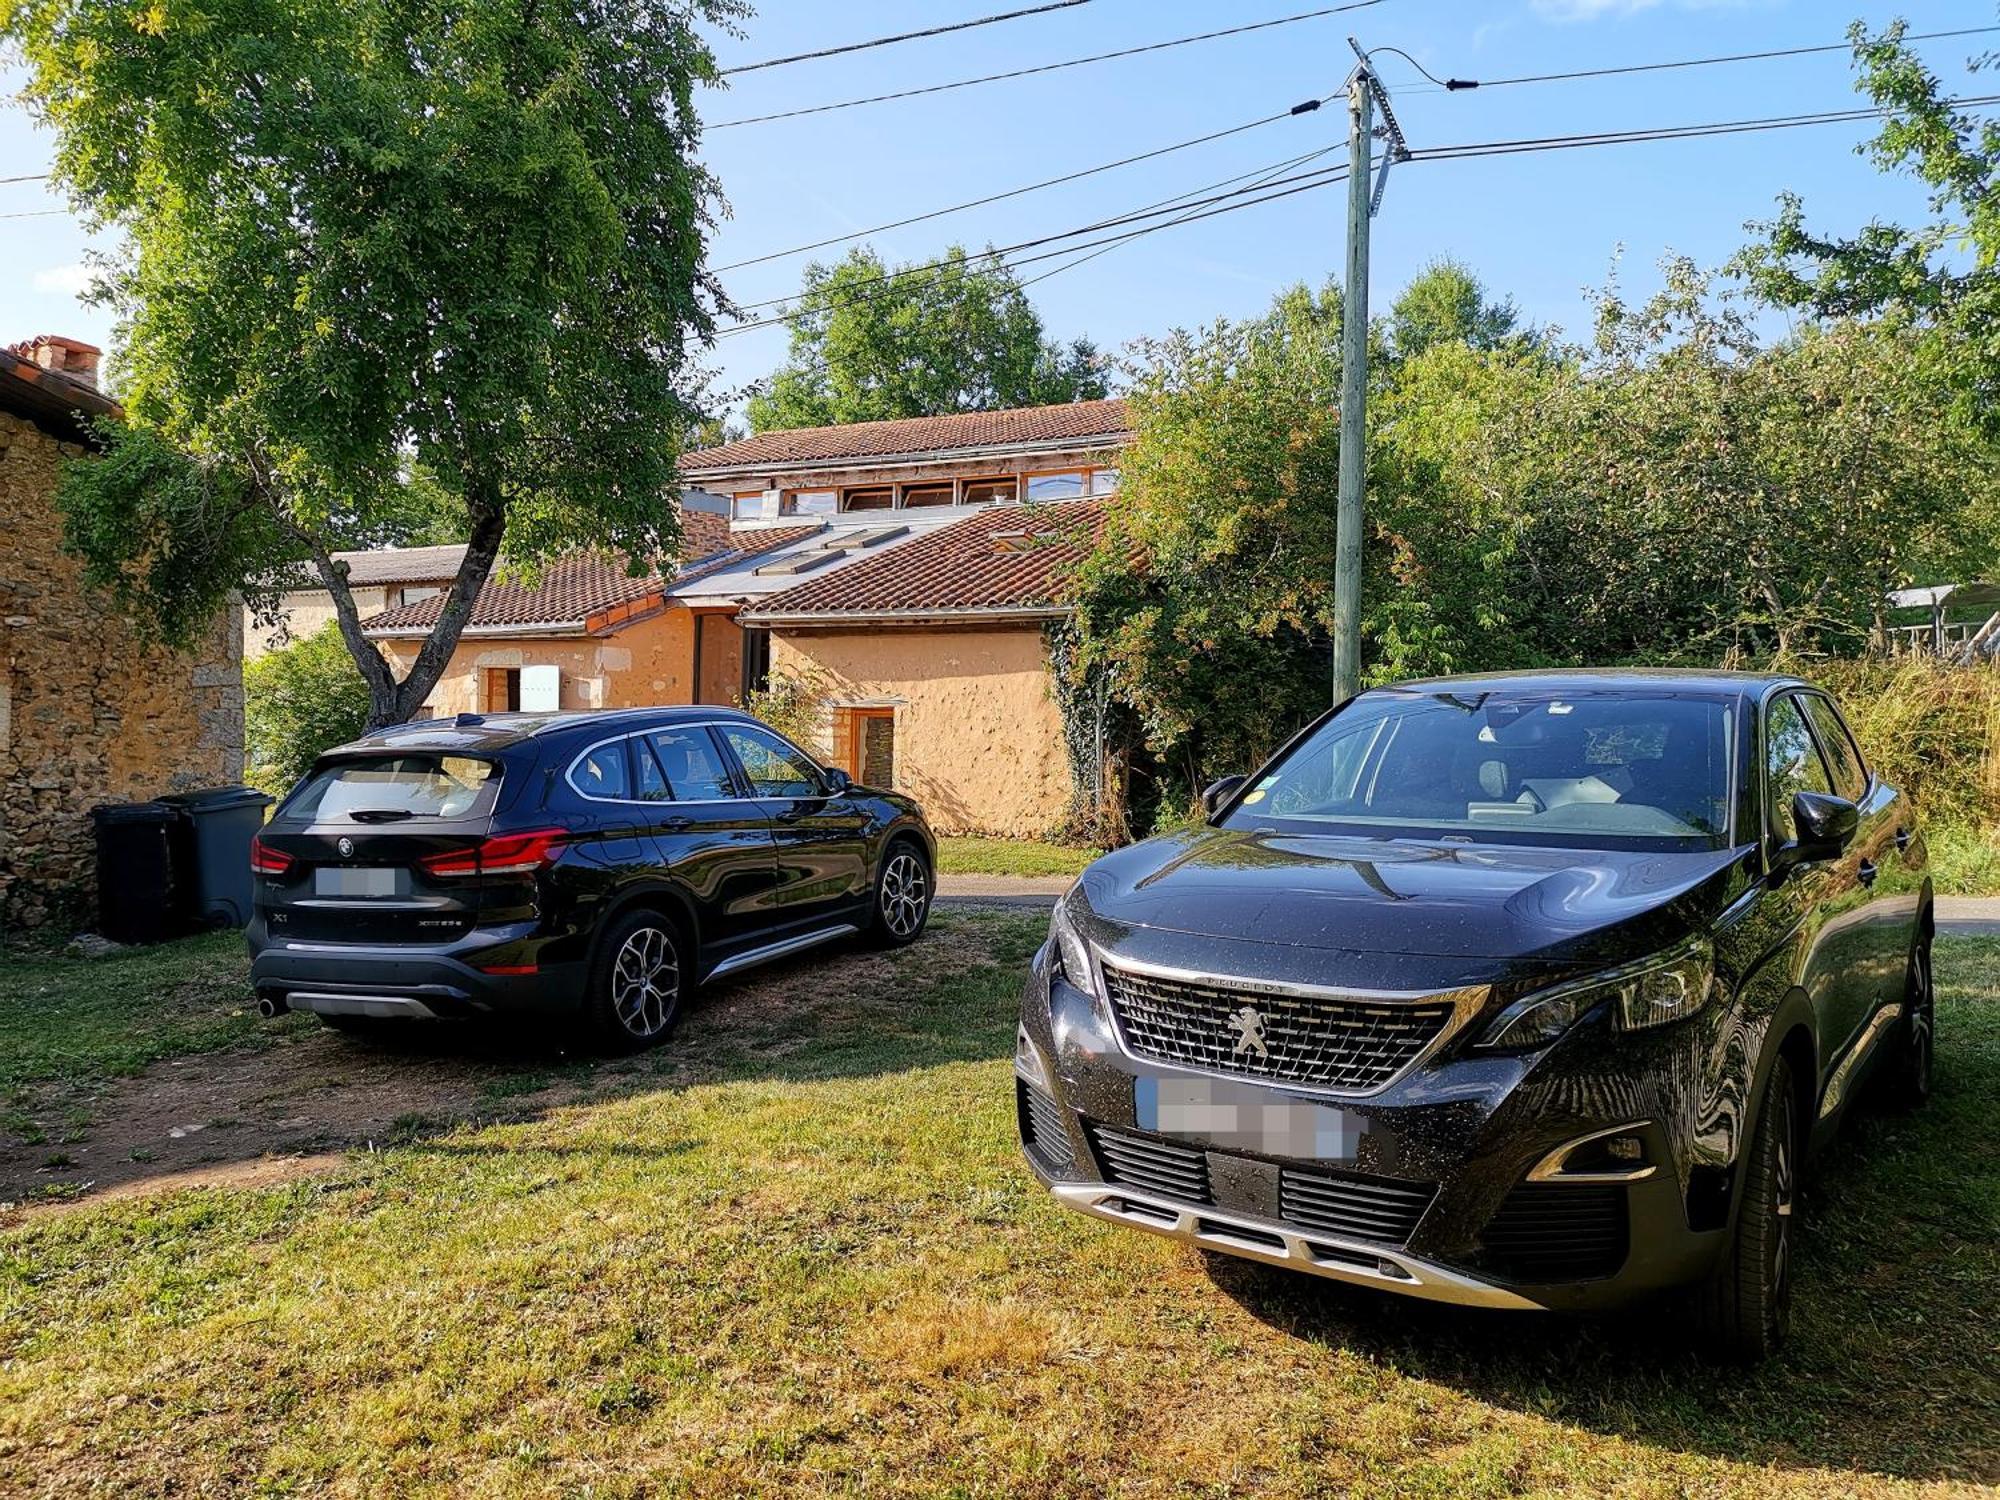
<box><xmin>1017</xmin><ymin>671</ymin><xmax>1932</xmax><ymax>1360</ymax></box>
<box><xmin>248</xmin><ymin>707</ymin><xmax>935</xmax><ymax>1048</ymax></box>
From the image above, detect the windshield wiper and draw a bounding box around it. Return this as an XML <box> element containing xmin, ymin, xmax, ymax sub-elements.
<box><xmin>346</xmin><ymin>808</ymin><xmax>416</xmax><ymax>823</ymax></box>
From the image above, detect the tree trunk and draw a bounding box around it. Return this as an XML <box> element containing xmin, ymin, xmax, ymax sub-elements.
<box><xmin>307</xmin><ymin>490</ymin><xmax>507</xmax><ymax>730</ymax></box>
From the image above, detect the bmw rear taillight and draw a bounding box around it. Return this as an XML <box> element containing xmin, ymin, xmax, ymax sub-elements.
<box><xmin>419</xmin><ymin>828</ymin><xmax>569</xmax><ymax>878</ymax></box>
<box><xmin>250</xmin><ymin>835</ymin><xmax>294</xmax><ymax>876</ymax></box>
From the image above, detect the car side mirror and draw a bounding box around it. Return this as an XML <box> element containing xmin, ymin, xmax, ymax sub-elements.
<box><xmin>824</xmin><ymin>767</ymin><xmax>853</xmax><ymax>794</ymax></box>
<box><xmin>1201</xmin><ymin>775</ymin><xmax>1246</xmax><ymax>820</ymax></box>
<box><xmin>1777</xmin><ymin>790</ymin><xmax>1858</xmax><ymax>871</ymax></box>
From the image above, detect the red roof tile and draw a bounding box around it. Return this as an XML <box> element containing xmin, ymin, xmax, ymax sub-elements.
<box><xmin>679</xmin><ymin>398</ymin><xmax>1130</xmax><ymax>473</ymax></box>
<box><xmin>742</xmin><ymin>501</ymin><xmax>1105</xmax><ymax>623</ymax></box>
<box><xmin>362</xmin><ymin>527</ymin><xmax>819</xmax><ymax>636</ymax></box>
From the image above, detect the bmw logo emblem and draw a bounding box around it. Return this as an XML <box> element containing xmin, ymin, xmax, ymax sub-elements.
<box><xmin>337</xmin><ymin>837</ymin><xmax>354</xmax><ymax>858</ymax></box>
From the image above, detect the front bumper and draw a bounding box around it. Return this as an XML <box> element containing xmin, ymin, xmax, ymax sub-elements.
<box><xmin>1018</xmin><ymin>930</ymin><xmax>1735</xmax><ymax>1313</ymax></box>
<box><xmin>247</xmin><ymin>916</ymin><xmax>587</xmax><ymax>1020</ymax></box>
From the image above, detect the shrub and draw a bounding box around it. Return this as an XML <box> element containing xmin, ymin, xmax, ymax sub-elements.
<box><xmin>244</xmin><ymin>624</ymin><xmax>373</xmax><ymax>797</ymax></box>
<box><xmin>745</xmin><ymin>667</ymin><xmax>829</xmax><ymax>752</ymax></box>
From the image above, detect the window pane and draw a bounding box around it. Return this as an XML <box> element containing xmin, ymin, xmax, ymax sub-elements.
<box><xmin>1223</xmin><ymin>690</ymin><xmax>1736</xmax><ymax>848</ymax></box>
<box><xmin>632</xmin><ymin>738</ymin><xmax>672</xmax><ymax>801</ymax></box>
<box><xmin>784</xmin><ymin>489</ymin><xmax>837</xmax><ymax>516</ymax></box>
<box><xmin>649</xmin><ymin>727</ymin><xmax>735</xmax><ymax>800</ymax></box>
<box><xmin>1089</xmin><ymin>468</ymin><xmax>1120</xmax><ymax>495</ymax></box>
<box><xmin>843</xmin><ymin>487</ymin><xmax>894</xmax><ymax>511</ymax></box>
<box><xmin>721</xmin><ymin>725</ymin><xmax>823</xmax><ymax>798</ymax></box>
<box><xmin>962</xmin><ymin>479</ymin><xmax>1017</xmax><ymax>505</ymax></box>
<box><xmin>572</xmin><ymin>744</ymin><xmax>631</xmax><ymax>801</ymax></box>
<box><xmin>901</xmin><ymin>484</ymin><xmax>954</xmax><ymax>507</ymax></box>
<box><xmin>1025</xmin><ymin>471</ymin><xmax>1085</xmax><ymax>502</ymax></box>
<box><xmin>732</xmin><ymin>492</ymin><xmax>773</xmax><ymax>521</ymax></box>
<box><xmin>1801</xmin><ymin>696</ymin><xmax>1867</xmax><ymax>802</ymax></box>
<box><xmin>1766</xmin><ymin>696</ymin><xmax>1833</xmax><ymax>840</ymax></box>
<box><xmin>290</xmin><ymin>754</ymin><xmax>504</xmax><ymax>821</ymax></box>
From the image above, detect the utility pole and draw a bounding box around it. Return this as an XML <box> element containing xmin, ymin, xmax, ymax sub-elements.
<box><xmin>1332</xmin><ymin>40</ymin><xmax>1408</xmax><ymax>705</ymax></box>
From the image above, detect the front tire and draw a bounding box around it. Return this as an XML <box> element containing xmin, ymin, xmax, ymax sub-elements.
<box><xmin>1692</xmin><ymin>1054</ymin><xmax>1798</xmax><ymax>1363</ymax></box>
<box><xmin>868</xmin><ymin>840</ymin><xmax>931</xmax><ymax>948</ymax></box>
<box><xmin>1884</xmin><ymin>932</ymin><xmax>1934</xmax><ymax>1110</ymax></box>
<box><xmin>586</xmin><ymin>909</ymin><xmax>685</xmax><ymax>1051</ymax></box>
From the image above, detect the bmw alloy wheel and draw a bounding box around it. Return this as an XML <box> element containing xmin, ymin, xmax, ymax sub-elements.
<box><xmin>611</xmin><ymin>925</ymin><xmax>679</xmax><ymax>1039</ymax></box>
<box><xmin>881</xmin><ymin>850</ymin><xmax>929</xmax><ymax>938</ymax></box>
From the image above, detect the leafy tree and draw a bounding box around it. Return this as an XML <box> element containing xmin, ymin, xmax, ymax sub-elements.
<box><xmin>1069</xmin><ymin>282</ymin><xmax>1345</xmax><ymax>797</ymax></box>
<box><xmin>11</xmin><ymin>0</ymin><xmax>740</xmax><ymax>726</ymax></box>
<box><xmin>244</xmin><ymin>625</ymin><xmax>374</xmax><ymax>796</ymax></box>
<box><xmin>746</xmin><ymin>245</ymin><xmax>1106</xmax><ymax>431</ymax></box>
<box><xmin>1738</xmin><ymin>18</ymin><xmax>2000</xmax><ymax>436</ymax></box>
<box><xmin>1383</xmin><ymin>257</ymin><xmax>1527</xmax><ymax>361</ymax></box>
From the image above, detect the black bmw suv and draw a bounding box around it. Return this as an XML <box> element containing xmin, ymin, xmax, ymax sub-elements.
<box><xmin>249</xmin><ymin>707</ymin><xmax>935</xmax><ymax>1048</ymax></box>
<box><xmin>1017</xmin><ymin>671</ymin><xmax>1933</xmax><ymax>1360</ymax></box>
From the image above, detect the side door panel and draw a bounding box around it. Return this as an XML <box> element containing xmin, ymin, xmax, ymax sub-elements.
<box><xmin>715</xmin><ymin>722</ymin><xmax>874</xmax><ymax>928</ymax></box>
<box><xmin>570</xmin><ymin>728</ymin><xmax>781</xmax><ymax>962</ymax></box>
<box><xmin>1762</xmin><ymin>692</ymin><xmax>1871</xmax><ymax>1119</ymax></box>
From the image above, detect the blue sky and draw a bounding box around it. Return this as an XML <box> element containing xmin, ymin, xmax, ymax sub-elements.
<box><xmin>1</xmin><ymin>0</ymin><xmax>1994</xmax><ymax>409</ymax></box>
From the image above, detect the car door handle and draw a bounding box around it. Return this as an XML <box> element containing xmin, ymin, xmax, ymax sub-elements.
<box><xmin>1895</xmin><ymin>826</ymin><xmax>1911</xmax><ymax>853</ymax></box>
<box><xmin>1858</xmin><ymin>859</ymin><xmax>1878</xmax><ymax>887</ymax></box>
<box><xmin>657</xmin><ymin>816</ymin><xmax>693</xmax><ymax>833</ymax></box>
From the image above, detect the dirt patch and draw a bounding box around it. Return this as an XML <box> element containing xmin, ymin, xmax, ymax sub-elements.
<box><xmin>0</xmin><ymin>917</ymin><xmax>1019</xmax><ymax>1221</ymax></box>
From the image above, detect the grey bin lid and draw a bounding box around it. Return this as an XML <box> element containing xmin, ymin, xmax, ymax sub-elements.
<box><xmin>90</xmin><ymin>800</ymin><xmax>178</xmax><ymax>826</ymax></box>
<box><xmin>157</xmin><ymin>786</ymin><xmax>273</xmax><ymax>815</ymax></box>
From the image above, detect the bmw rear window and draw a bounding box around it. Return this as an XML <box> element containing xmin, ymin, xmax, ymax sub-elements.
<box><xmin>283</xmin><ymin>755</ymin><xmax>503</xmax><ymax>823</ymax></box>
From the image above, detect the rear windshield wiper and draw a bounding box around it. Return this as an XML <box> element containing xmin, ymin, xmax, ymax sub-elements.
<box><xmin>345</xmin><ymin>808</ymin><xmax>417</xmax><ymax>823</ymax></box>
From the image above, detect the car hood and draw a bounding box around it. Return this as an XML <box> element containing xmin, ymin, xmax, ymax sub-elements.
<box><xmin>1078</xmin><ymin>827</ymin><xmax>1748</xmax><ymax>966</ymax></box>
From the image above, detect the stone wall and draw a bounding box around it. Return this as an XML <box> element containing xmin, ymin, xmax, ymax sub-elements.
<box><xmin>0</xmin><ymin>409</ymin><xmax>244</xmax><ymax>934</ymax></box>
<box><xmin>771</xmin><ymin>624</ymin><xmax>1072</xmax><ymax>837</ymax></box>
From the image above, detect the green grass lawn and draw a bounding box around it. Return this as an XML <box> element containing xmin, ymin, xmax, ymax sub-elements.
<box><xmin>1929</xmin><ymin>821</ymin><xmax>2000</xmax><ymax>897</ymax></box>
<box><xmin>1</xmin><ymin>921</ymin><xmax>1994</xmax><ymax>1495</ymax></box>
<box><xmin>935</xmin><ymin>835</ymin><xmax>1098</xmax><ymax>879</ymax></box>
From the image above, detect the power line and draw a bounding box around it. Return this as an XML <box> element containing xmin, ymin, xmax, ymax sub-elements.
<box><xmin>1408</xmin><ymin>95</ymin><xmax>2000</xmax><ymax>162</ymax></box>
<box><xmin>717</xmin><ymin>91</ymin><xmax>2000</xmax><ymax>343</ymax></box>
<box><xmin>714</xmin><ymin>94</ymin><xmax>1328</xmax><ymax>273</ymax></box>
<box><xmin>0</xmin><ymin>173</ymin><xmax>49</xmax><ymax>186</ymax></box>
<box><xmin>716</xmin><ymin>155</ymin><xmax>1355</xmax><ymax>339</ymax></box>
<box><xmin>722</xmin><ymin>147</ymin><xmax>1347</xmax><ymax>322</ymax></box>
<box><xmin>0</xmin><ymin>208</ymin><xmax>65</xmax><ymax>219</ymax></box>
<box><xmin>708</xmin><ymin>1</ymin><xmax>1385</xmax><ymax>129</ymax></box>
<box><xmin>1385</xmin><ymin>24</ymin><xmax>2000</xmax><ymax>95</ymax></box>
<box><xmin>718</xmin><ymin>0</ymin><xmax>1094</xmax><ymax>77</ymax></box>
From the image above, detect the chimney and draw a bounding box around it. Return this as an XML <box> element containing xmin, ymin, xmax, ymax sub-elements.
<box><xmin>13</xmin><ymin>334</ymin><xmax>102</xmax><ymax>391</ymax></box>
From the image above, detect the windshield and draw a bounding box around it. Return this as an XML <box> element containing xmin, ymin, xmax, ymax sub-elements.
<box><xmin>1223</xmin><ymin>689</ymin><xmax>1738</xmax><ymax>850</ymax></box>
<box><xmin>284</xmin><ymin>754</ymin><xmax>503</xmax><ymax>823</ymax></box>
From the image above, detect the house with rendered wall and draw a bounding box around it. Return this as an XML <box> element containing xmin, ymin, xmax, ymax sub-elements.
<box><xmin>348</xmin><ymin>398</ymin><xmax>1131</xmax><ymax>836</ymax></box>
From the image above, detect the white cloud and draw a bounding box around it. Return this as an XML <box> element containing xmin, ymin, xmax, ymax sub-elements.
<box><xmin>32</xmin><ymin>263</ymin><xmax>92</xmax><ymax>295</ymax></box>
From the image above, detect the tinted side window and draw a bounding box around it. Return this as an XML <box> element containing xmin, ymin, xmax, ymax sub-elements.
<box><xmin>1801</xmin><ymin>695</ymin><xmax>1868</xmax><ymax>803</ymax></box>
<box><xmin>648</xmin><ymin>727</ymin><xmax>736</xmax><ymax>800</ymax></box>
<box><xmin>569</xmin><ymin>742</ymin><xmax>630</xmax><ymax>800</ymax></box>
<box><xmin>1765</xmin><ymin>695</ymin><xmax>1833</xmax><ymax>841</ymax></box>
<box><xmin>720</xmin><ymin>724</ymin><xmax>823</xmax><ymax>798</ymax></box>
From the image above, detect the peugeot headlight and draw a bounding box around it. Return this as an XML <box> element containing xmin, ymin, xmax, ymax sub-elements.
<box><xmin>1047</xmin><ymin>896</ymin><xmax>1097</xmax><ymax>995</ymax></box>
<box><xmin>1477</xmin><ymin>936</ymin><xmax>1717</xmax><ymax>1052</ymax></box>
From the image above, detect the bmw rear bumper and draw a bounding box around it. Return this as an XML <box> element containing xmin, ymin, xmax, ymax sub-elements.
<box><xmin>247</xmin><ymin>916</ymin><xmax>586</xmax><ymax>1019</ymax></box>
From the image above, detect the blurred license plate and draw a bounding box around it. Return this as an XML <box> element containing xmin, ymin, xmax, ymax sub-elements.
<box><xmin>1135</xmin><ymin>1076</ymin><xmax>1362</xmax><ymax>1161</ymax></box>
<box><xmin>315</xmin><ymin>867</ymin><xmax>405</xmax><ymax>897</ymax></box>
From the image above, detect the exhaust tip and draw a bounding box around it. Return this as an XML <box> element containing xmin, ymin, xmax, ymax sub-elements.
<box><xmin>257</xmin><ymin>995</ymin><xmax>285</xmax><ymax>1019</ymax></box>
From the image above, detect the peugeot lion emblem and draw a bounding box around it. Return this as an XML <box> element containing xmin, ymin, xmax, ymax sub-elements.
<box><xmin>1229</xmin><ymin>1004</ymin><xmax>1270</xmax><ymax>1059</ymax></box>
<box><xmin>337</xmin><ymin>837</ymin><xmax>354</xmax><ymax>859</ymax></box>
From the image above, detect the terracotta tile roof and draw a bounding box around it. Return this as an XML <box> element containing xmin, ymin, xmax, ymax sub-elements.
<box><xmin>742</xmin><ymin>501</ymin><xmax>1105</xmax><ymax>623</ymax></box>
<box><xmin>678</xmin><ymin>507</ymin><xmax>731</xmax><ymax>561</ymax></box>
<box><xmin>360</xmin><ymin>527</ymin><xmax>820</xmax><ymax>636</ymax></box>
<box><xmin>679</xmin><ymin>397</ymin><xmax>1130</xmax><ymax>473</ymax></box>
<box><xmin>331</xmin><ymin>544</ymin><xmax>468</xmax><ymax>587</ymax></box>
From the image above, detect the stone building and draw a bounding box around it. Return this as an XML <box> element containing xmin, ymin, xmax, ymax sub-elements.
<box><xmin>0</xmin><ymin>336</ymin><xmax>244</xmax><ymax>933</ymax></box>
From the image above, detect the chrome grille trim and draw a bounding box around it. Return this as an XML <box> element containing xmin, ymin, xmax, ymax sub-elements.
<box><xmin>1278</xmin><ymin>1168</ymin><xmax>1436</xmax><ymax>1246</ymax></box>
<box><xmin>1017</xmin><ymin>1079</ymin><xmax>1075</xmax><ymax>1172</ymax></box>
<box><xmin>1095</xmin><ymin>951</ymin><xmax>1488</xmax><ymax>1097</ymax></box>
